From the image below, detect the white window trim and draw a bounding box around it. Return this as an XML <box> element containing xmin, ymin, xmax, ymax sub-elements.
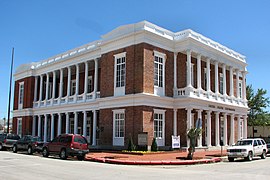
<box><xmin>114</xmin><ymin>52</ymin><xmax>126</xmax><ymax>96</ymax></box>
<box><xmin>191</xmin><ymin>63</ymin><xmax>194</xmax><ymax>87</ymax></box>
<box><xmin>87</xmin><ymin>76</ymin><xmax>93</xmax><ymax>93</ymax></box>
<box><xmin>71</xmin><ymin>79</ymin><xmax>76</xmax><ymax>95</ymax></box>
<box><xmin>154</xmin><ymin>51</ymin><xmax>166</xmax><ymax>96</ymax></box>
<box><xmin>17</xmin><ymin>118</ymin><xmax>22</xmax><ymax>138</ymax></box>
<box><xmin>204</xmin><ymin>68</ymin><xmax>207</xmax><ymax>90</ymax></box>
<box><xmin>153</xmin><ymin>109</ymin><xmax>166</xmax><ymax>146</ymax></box>
<box><xmin>239</xmin><ymin>80</ymin><xmax>243</xmax><ymax>98</ymax></box>
<box><xmin>219</xmin><ymin>73</ymin><xmax>224</xmax><ymax>94</ymax></box>
<box><xmin>113</xmin><ymin>109</ymin><xmax>125</xmax><ymax>139</ymax></box>
<box><xmin>18</xmin><ymin>82</ymin><xmax>24</xmax><ymax>109</ymax></box>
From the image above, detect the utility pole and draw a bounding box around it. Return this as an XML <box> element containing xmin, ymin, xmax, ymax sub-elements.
<box><xmin>7</xmin><ymin>48</ymin><xmax>14</xmax><ymax>133</ymax></box>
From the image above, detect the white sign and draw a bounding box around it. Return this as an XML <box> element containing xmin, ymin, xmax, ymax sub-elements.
<box><xmin>172</xmin><ymin>135</ymin><xmax>180</xmax><ymax>149</ymax></box>
<box><xmin>138</xmin><ymin>133</ymin><xmax>148</xmax><ymax>146</ymax></box>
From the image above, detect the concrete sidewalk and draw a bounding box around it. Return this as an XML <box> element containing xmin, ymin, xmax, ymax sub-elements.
<box><xmin>85</xmin><ymin>150</ymin><xmax>226</xmax><ymax>165</ymax></box>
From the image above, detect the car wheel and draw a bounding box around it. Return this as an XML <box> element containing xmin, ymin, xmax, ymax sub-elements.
<box><xmin>60</xmin><ymin>149</ymin><xmax>67</xmax><ymax>160</ymax></box>
<box><xmin>27</xmin><ymin>146</ymin><xmax>33</xmax><ymax>155</ymax></box>
<box><xmin>77</xmin><ymin>155</ymin><xmax>85</xmax><ymax>161</ymax></box>
<box><xmin>245</xmin><ymin>151</ymin><xmax>253</xmax><ymax>161</ymax></box>
<box><xmin>261</xmin><ymin>151</ymin><xmax>266</xmax><ymax>159</ymax></box>
<box><xmin>228</xmin><ymin>157</ymin><xmax>234</xmax><ymax>162</ymax></box>
<box><xmin>42</xmin><ymin>148</ymin><xmax>49</xmax><ymax>157</ymax></box>
<box><xmin>12</xmin><ymin>145</ymin><xmax>17</xmax><ymax>153</ymax></box>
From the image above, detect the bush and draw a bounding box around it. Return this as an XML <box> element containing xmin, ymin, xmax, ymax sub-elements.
<box><xmin>127</xmin><ymin>137</ymin><xmax>136</xmax><ymax>151</ymax></box>
<box><xmin>151</xmin><ymin>138</ymin><xmax>158</xmax><ymax>151</ymax></box>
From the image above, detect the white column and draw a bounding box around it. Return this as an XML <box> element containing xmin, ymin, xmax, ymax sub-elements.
<box><xmin>230</xmin><ymin>114</ymin><xmax>235</xmax><ymax>145</ymax></box>
<box><xmin>44</xmin><ymin>114</ymin><xmax>48</xmax><ymax>142</ymax></box>
<box><xmin>215</xmin><ymin>112</ymin><xmax>220</xmax><ymax>146</ymax></box>
<box><xmin>186</xmin><ymin>50</ymin><xmax>192</xmax><ymax>88</ymax></box>
<box><xmin>45</xmin><ymin>73</ymin><xmax>49</xmax><ymax>100</ymax></box>
<box><xmin>34</xmin><ymin>76</ymin><xmax>38</xmax><ymax>101</ymax></box>
<box><xmin>197</xmin><ymin>54</ymin><xmax>202</xmax><ymax>90</ymax></box>
<box><xmin>186</xmin><ymin>107</ymin><xmax>192</xmax><ymax>148</ymax></box>
<box><xmin>84</xmin><ymin>61</ymin><xmax>89</xmax><ymax>94</ymax></box>
<box><xmin>39</xmin><ymin>75</ymin><xmax>43</xmax><ymax>101</ymax></box>
<box><xmin>59</xmin><ymin>69</ymin><xmax>63</xmax><ymax>98</ymax></box>
<box><xmin>243</xmin><ymin>115</ymin><xmax>247</xmax><ymax>138</ymax></box>
<box><xmin>74</xmin><ymin>112</ymin><xmax>78</xmax><ymax>134</ymax></box>
<box><xmin>173</xmin><ymin>109</ymin><xmax>177</xmax><ymax>136</ymax></box>
<box><xmin>242</xmin><ymin>71</ymin><xmax>247</xmax><ymax>100</ymax></box>
<box><xmin>223</xmin><ymin>113</ymin><xmax>228</xmax><ymax>146</ymax></box>
<box><xmin>214</xmin><ymin>61</ymin><xmax>219</xmax><ymax>94</ymax></box>
<box><xmin>65</xmin><ymin>112</ymin><xmax>69</xmax><ymax>134</ymax></box>
<box><xmin>206</xmin><ymin>58</ymin><xmax>211</xmax><ymax>93</ymax></box>
<box><xmin>83</xmin><ymin>111</ymin><xmax>87</xmax><ymax>137</ymax></box>
<box><xmin>75</xmin><ymin>64</ymin><xmax>79</xmax><ymax>95</ymax></box>
<box><xmin>92</xmin><ymin>110</ymin><xmax>97</xmax><ymax>146</ymax></box>
<box><xmin>50</xmin><ymin>114</ymin><xmax>54</xmax><ymax>140</ymax></box>
<box><xmin>197</xmin><ymin>110</ymin><xmax>203</xmax><ymax>147</ymax></box>
<box><xmin>32</xmin><ymin>116</ymin><xmax>36</xmax><ymax>136</ymax></box>
<box><xmin>206</xmin><ymin>111</ymin><xmax>212</xmax><ymax>147</ymax></box>
<box><xmin>222</xmin><ymin>64</ymin><xmax>227</xmax><ymax>95</ymax></box>
<box><xmin>67</xmin><ymin>66</ymin><xmax>71</xmax><ymax>97</ymax></box>
<box><xmin>236</xmin><ymin>69</ymin><xmax>240</xmax><ymax>98</ymax></box>
<box><xmin>94</xmin><ymin>59</ymin><xmax>98</xmax><ymax>99</ymax></box>
<box><xmin>38</xmin><ymin>115</ymin><xmax>41</xmax><ymax>137</ymax></box>
<box><xmin>237</xmin><ymin>115</ymin><xmax>241</xmax><ymax>140</ymax></box>
<box><xmin>174</xmin><ymin>53</ymin><xmax>178</xmax><ymax>91</ymax></box>
<box><xmin>57</xmin><ymin>113</ymin><xmax>62</xmax><ymax>136</ymax></box>
<box><xmin>229</xmin><ymin>66</ymin><xmax>234</xmax><ymax>97</ymax></box>
<box><xmin>52</xmin><ymin>71</ymin><xmax>56</xmax><ymax>99</ymax></box>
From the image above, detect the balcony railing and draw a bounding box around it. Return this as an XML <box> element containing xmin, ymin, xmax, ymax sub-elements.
<box><xmin>33</xmin><ymin>91</ymin><xmax>101</xmax><ymax>109</ymax></box>
<box><xmin>175</xmin><ymin>87</ymin><xmax>248</xmax><ymax>106</ymax></box>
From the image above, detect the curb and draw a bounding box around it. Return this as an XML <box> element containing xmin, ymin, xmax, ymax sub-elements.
<box><xmin>85</xmin><ymin>157</ymin><xmax>222</xmax><ymax>165</ymax></box>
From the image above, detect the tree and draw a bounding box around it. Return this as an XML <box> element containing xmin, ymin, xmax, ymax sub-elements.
<box><xmin>186</xmin><ymin>128</ymin><xmax>201</xmax><ymax>160</ymax></box>
<box><xmin>246</xmin><ymin>85</ymin><xmax>270</xmax><ymax>136</ymax></box>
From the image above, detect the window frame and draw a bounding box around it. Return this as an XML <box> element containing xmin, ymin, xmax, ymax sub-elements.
<box><xmin>18</xmin><ymin>82</ymin><xmax>24</xmax><ymax>109</ymax></box>
<box><xmin>113</xmin><ymin>109</ymin><xmax>125</xmax><ymax>138</ymax></box>
<box><xmin>219</xmin><ymin>73</ymin><xmax>224</xmax><ymax>94</ymax></box>
<box><xmin>153</xmin><ymin>51</ymin><xmax>166</xmax><ymax>96</ymax></box>
<box><xmin>71</xmin><ymin>79</ymin><xmax>76</xmax><ymax>95</ymax></box>
<box><xmin>153</xmin><ymin>109</ymin><xmax>166</xmax><ymax>140</ymax></box>
<box><xmin>114</xmin><ymin>52</ymin><xmax>126</xmax><ymax>96</ymax></box>
<box><xmin>87</xmin><ymin>76</ymin><xmax>93</xmax><ymax>93</ymax></box>
<box><xmin>17</xmin><ymin>118</ymin><xmax>22</xmax><ymax>138</ymax></box>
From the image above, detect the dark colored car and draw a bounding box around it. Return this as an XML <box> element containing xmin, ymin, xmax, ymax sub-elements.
<box><xmin>42</xmin><ymin>134</ymin><xmax>89</xmax><ymax>160</ymax></box>
<box><xmin>0</xmin><ymin>133</ymin><xmax>20</xmax><ymax>150</ymax></box>
<box><xmin>12</xmin><ymin>135</ymin><xmax>44</xmax><ymax>154</ymax></box>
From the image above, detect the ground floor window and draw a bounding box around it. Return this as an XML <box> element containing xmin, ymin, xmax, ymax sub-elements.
<box><xmin>17</xmin><ymin>118</ymin><xmax>22</xmax><ymax>137</ymax></box>
<box><xmin>154</xmin><ymin>113</ymin><xmax>164</xmax><ymax>138</ymax></box>
<box><xmin>114</xmin><ymin>112</ymin><xmax>125</xmax><ymax>138</ymax></box>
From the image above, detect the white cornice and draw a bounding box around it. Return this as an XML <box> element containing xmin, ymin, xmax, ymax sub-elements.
<box><xmin>14</xmin><ymin>20</ymin><xmax>247</xmax><ymax>80</ymax></box>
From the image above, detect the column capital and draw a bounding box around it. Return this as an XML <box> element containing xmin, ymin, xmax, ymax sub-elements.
<box><xmin>65</xmin><ymin>112</ymin><xmax>69</xmax><ymax>115</ymax></box>
<box><xmin>196</xmin><ymin>109</ymin><xmax>203</xmax><ymax>113</ymax></box>
<box><xmin>215</xmin><ymin>111</ymin><xmax>220</xmax><ymax>115</ymax></box>
<box><xmin>196</xmin><ymin>53</ymin><xmax>202</xmax><ymax>59</ymax></box>
<box><xmin>241</xmin><ymin>71</ymin><xmax>248</xmax><ymax>75</ymax></box>
<box><xmin>214</xmin><ymin>60</ymin><xmax>219</xmax><ymax>65</ymax></box>
<box><xmin>229</xmin><ymin>66</ymin><xmax>234</xmax><ymax>70</ymax></box>
<box><xmin>185</xmin><ymin>107</ymin><xmax>193</xmax><ymax>111</ymax></box>
<box><xmin>186</xmin><ymin>49</ymin><xmax>192</xmax><ymax>54</ymax></box>
<box><xmin>173</xmin><ymin>108</ymin><xmax>178</xmax><ymax>112</ymax></box>
<box><xmin>174</xmin><ymin>52</ymin><xmax>178</xmax><ymax>56</ymax></box>
<box><xmin>223</xmin><ymin>112</ymin><xmax>228</xmax><ymax>116</ymax></box>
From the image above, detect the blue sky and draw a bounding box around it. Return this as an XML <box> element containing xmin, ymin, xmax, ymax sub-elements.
<box><xmin>1</xmin><ymin>0</ymin><xmax>270</xmax><ymax>119</ymax></box>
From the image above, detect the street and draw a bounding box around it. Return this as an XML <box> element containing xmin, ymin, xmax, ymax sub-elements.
<box><xmin>0</xmin><ymin>151</ymin><xmax>269</xmax><ymax>180</ymax></box>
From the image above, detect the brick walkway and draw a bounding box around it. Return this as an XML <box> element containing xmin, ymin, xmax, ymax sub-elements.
<box><xmin>85</xmin><ymin>150</ymin><xmax>226</xmax><ymax>165</ymax></box>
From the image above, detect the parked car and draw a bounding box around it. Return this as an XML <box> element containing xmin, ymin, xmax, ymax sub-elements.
<box><xmin>267</xmin><ymin>143</ymin><xmax>270</xmax><ymax>154</ymax></box>
<box><xmin>42</xmin><ymin>134</ymin><xmax>89</xmax><ymax>160</ymax></box>
<box><xmin>227</xmin><ymin>138</ymin><xmax>268</xmax><ymax>162</ymax></box>
<box><xmin>0</xmin><ymin>133</ymin><xmax>20</xmax><ymax>150</ymax></box>
<box><xmin>12</xmin><ymin>135</ymin><xmax>43</xmax><ymax>155</ymax></box>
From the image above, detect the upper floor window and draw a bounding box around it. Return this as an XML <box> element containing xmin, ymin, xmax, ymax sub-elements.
<box><xmin>114</xmin><ymin>52</ymin><xmax>126</xmax><ymax>96</ymax></box>
<box><xmin>239</xmin><ymin>80</ymin><xmax>242</xmax><ymax>98</ymax></box>
<box><xmin>219</xmin><ymin>73</ymin><xmax>224</xmax><ymax>94</ymax></box>
<box><xmin>154</xmin><ymin>51</ymin><xmax>166</xmax><ymax>96</ymax></box>
<box><xmin>191</xmin><ymin>63</ymin><xmax>194</xmax><ymax>87</ymax></box>
<box><xmin>18</xmin><ymin>82</ymin><xmax>24</xmax><ymax>109</ymax></box>
<box><xmin>204</xmin><ymin>68</ymin><xmax>207</xmax><ymax>90</ymax></box>
<box><xmin>87</xmin><ymin>76</ymin><xmax>93</xmax><ymax>93</ymax></box>
<box><xmin>71</xmin><ymin>80</ymin><xmax>76</xmax><ymax>95</ymax></box>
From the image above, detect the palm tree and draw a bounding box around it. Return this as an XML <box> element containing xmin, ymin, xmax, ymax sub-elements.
<box><xmin>187</xmin><ymin>128</ymin><xmax>202</xmax><ymax>160</ymax></box>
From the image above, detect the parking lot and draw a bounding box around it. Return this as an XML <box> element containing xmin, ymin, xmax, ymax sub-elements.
<box><xmin>0</xmin><ymin>151</ymin><xmax>270</xmax><ymax>180</ymax></box>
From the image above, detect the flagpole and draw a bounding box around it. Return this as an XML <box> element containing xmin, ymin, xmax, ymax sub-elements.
<box><xmin>7</xmin><ymin>47</ymin><xmax>14</xmax><ymax>133</ymax></box>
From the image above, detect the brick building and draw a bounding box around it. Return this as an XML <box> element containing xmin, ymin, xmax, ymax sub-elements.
<box><xmin>12</xmin><ymin>21</ymin><xmax>248</xmax><ymax>150</ymax></box>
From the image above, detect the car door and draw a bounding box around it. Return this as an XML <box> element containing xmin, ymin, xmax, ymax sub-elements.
<box><xmin>256</xmin><ymin>140</ymin><xmax>263</xmax><ymax>155</ymax></box>
<box><xmin>253</xmin><ymin>140</ymin><xmax>260</xmax><ymax>155</ymax></box>
<box><xmin>49</xmin><ymin>136</ymin><xmax>60</xmax><ymax>153</ymax></box>
<box><xmin>23</xmin><ymin>136</ymin><xmax>31</xmax><ymax>150</ymax></box>
<box><xmin>16</xmin><ymin>137</ymin><xmax>25</xmax><ymax>150</ymax></box>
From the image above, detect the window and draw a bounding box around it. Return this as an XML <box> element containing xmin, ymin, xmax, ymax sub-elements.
<box><xmin>87</xmin><ymin>76</ymin><xmax>92</xmax><ymax>93</ymax></box>
<box><xmin>114</xmin><ymin>111</ymin><xmax>125</xmax><ymax>138</ymax></box>
<box><xmin>204</xmin><ymin>68</ymin><xmax>207</xmax><ymax>90</ymax></box>
<box><xmin>154</xmin><ymin>56</ymin><xmax>164</xmax><ymax>87</ymax></box>
<box><xmin>115</xmin><ymin>54</ymin><xmax>126</xmax><ymax>88</ymax></box>
<box><xmin>220</xmin><ymin>117</ymin><xmax>224</xmax><ymax>141</ymax></box>
<box><xmin>17</xmin><ymin>118</ymin><xmax>22</xmax><ymax>138</ymax></box>
<box><xmin>191</xmin><ymin>64</ymin><xmax>194</xmax><ymax>87</ymax></box>
<box><xmin>219</xmin><ymin>73</ymin><xmax>224</xmax><ymax>94</ymax></box>
<box><xmin>70</xmin><ymin>118</ymin><xmax>74</xmax><ymax>134</ymax></box>
<box><xmin>154</xmin><ymin>112</ymin><xmax>164</xmax><ymax>139</ymax></box>
<box><xmin>239</xmin><ymin>80</ymin><xmax>242</xmax><ymax>98</ymax></box>
<box><xmin>71</xmin><ymin>80</ymin><xmax>76</xmax><ymax>95</ymax></box>
<box><xmin>18</xmin><ymin>82</ymin><xmax>24</xmax><ymax>109</ymax></box>
<box><xmin>240</xmin><ymin>120</ymin><xmax>243</xmax><ymax>139</ymax></box>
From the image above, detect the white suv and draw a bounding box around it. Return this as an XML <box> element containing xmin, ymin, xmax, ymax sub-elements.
<box><xmin>227</xmin><ymin>138</ymin><xmax>268</xmax><ymax>162</ymax></box>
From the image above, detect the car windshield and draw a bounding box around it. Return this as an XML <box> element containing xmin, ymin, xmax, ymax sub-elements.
<box><xmin>236</xmin><ymin>140</ymin><xmax>252</xmax><ymax>146</ymax></box>
<box><xmin>32</xmin><ymin>137</ymin><xmax>42</xmax><ymax>142</ymax></box>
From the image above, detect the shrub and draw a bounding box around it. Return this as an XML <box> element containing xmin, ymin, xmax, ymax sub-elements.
<box><xmin>151</xmin><ymin>138</ymin><xmax>158</xmax><ymax>151</ymax></box>
<box><xmin>127</xmin><ymin>137</ymin><xmax>136</xmax><ymax>151</ymax></box>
